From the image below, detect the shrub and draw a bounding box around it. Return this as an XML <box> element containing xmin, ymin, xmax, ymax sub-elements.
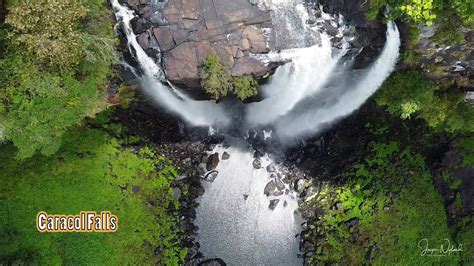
<box><xmin>201</xmin><ymin>52</ymin><xmax>232</xmax><ymax>100</ymax></box>
<box><xmin>233</xmin><ymin>76</ymin><xmax>259</xmax><ymax>101</ymax></box>
<box><xmin>201</xmin><ymin>52</ymin><xmax>258</xmax><ymax>101</ymax></box>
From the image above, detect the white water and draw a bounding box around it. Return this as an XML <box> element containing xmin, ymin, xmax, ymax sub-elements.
<box><xmin>195</xmin><ymin>144</ymin><xmax>302</xmax><ymax>265</ymax></box>
<box><xmin>274</xmin><ymin>21</ymin><xmax>400</xmax><ymax>140</ymax></box>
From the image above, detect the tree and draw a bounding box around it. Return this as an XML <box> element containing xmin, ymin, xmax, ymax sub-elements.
<box><xmin>5</xmin><ymin>0</ymin><xmax>87</xmax><ymax>72</ymax></box>
<box><xmin>0</xmin><ymin>0</ymin><xmax>116</xmax><ymax>159</ymax></box>
<box><xmin>201</xmin><ymin>52</ymin><xmax>259</xmax><ymax>101</ymax></box>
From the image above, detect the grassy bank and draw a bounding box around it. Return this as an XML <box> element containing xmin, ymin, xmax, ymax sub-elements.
<box><xmin>0</xmin><ymin>126</ymin><xmax>186</xmax><ymax>265</ymax></box>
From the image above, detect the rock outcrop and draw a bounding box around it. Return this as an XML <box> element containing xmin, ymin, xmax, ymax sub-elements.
<box><xmin>409</xmin><ymin>25</ymin><xmax>474</xmax><ymax>90</ymax></box>
<box><xmin>123</xmin><ymin>0</ymin><xmax>277</xmax><ymax>89</ymax></box>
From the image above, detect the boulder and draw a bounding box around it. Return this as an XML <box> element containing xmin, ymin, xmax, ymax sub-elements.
<box><xmin>269</xmin><ymin>199</ymin><xmax>280</xmax><ymax>210</ymax></box>
<box><xmin>264</xmin><ymin>180</ymin><xmax>277</xmax><ymax>196</ymax></box>
<box><xmin>206</xmin><ymin>152</ymin><xmax>220</xmax><ymax>171</ymax></box>
<box><xmin>253</xmin><ymin>158</ymin><xmax>262</xmax><ymax>169</ymax></box>
<box><xmin>222</xmin><ymin>151</ymin><xmax>230</xmax><ymax>160</ymax></box>
<box><xmin>266</xmin><ymin>164</ymin><xmax>276</xmax><ymax>173</ymax></box>
<box><xmin>275</xmin><ymin>179</ymin><xmax>286</xmax><ymax>191</ymax></box>
<box><xmin>204</xmin><ymin>170</ymin><xmax>219</xmax><ymax>182</ymax></box>
<box><xmin>172</xmin><ymin>187</ymin><xmax>182</xmax><ymax>199</ymax></box>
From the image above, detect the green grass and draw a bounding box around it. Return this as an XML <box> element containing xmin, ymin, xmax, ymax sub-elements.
<box><xmin>0</xmin><ymin>127</ymin><xmax>186</xmax><ymax>265</ymax></box>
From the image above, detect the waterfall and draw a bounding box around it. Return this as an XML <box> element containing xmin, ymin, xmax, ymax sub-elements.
<box><xmin>274</xmin><ymin>22</ymin><xmax>400</xmax><ymax>140</ymax></box>
<box><xmin>111</xmin><ymin>0</ymin><xmax>231</xmax><ymax>127</ymax></box>
<box><xmin>111</xmin><ymin>0</ymin><xmax>401</xmax><ymax>265</ymax></box>
<box><xmin>111</xmin><ymin>0</ymin><xmax>400</xmax><ymax>141</ymax></box>
<box><xmin>246</xmin><ymin>0</ymin><xmax>351</xmax><ymax>127</ymax></box>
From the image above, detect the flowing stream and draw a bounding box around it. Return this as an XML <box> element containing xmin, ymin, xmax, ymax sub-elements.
<box><xmin>195</xmin><ymin>143</ymin><xmax>302</xmax><ymax>265</ymax></box>
<box><xmin>111</xmin><ymin>0</ymin><xmax>400</xmax><ymax>264</ymax></box>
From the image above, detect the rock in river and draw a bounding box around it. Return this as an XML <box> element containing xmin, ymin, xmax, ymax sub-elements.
<box><xmin>266</xmin><ymin>163</ymin><xmax>276</xmax><ymax>173</ymax></box>
<box><xmin>206</xmin><ymin>152</ymin><xmax>219</xmax><ymax>171</ymax></box>
<box><xmin>269</xmin><ymin>199</ymin><xmax>280</xmax><ymax>210</ymax></box>
<box><xmin>253</xmin><ymin>158</ymin><xmax>262</xmax><ymax>169</ymax></box>
<box><xmin>222</xmin><ymin>151</ymin><xmax>230</xmax><ymax>160</ymax></box>
<box><xmin>264</xmin><ymin>180</ymin><xmax>276</xmax><ymax>196</ymax></box>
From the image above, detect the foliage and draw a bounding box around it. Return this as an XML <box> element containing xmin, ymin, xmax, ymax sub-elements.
<box><xmin>0</xmin><ymin>0</ymin><xmax>116</xmax><ymax>159</ymax></box>
<box><xmin>368</xmin><ymin>0</ymin><xmax>473</xmax><ymax>26</ymax></box>
<box><xmin>201</xmin><ymin>52</ymin><xmax>258</xmax><ymax>101</ymax></box>
<box><xmin>432</xmin><ymin>7</ymin><xmax>468</xmax><ymax>46</ymax></box>
<box><xmin>454</xmin><ymin>135</ymin><xmax>474</xmax><ymax>167</ymax></box>
<box><xmin>5</xmin><ymin>0</ymin><xmax>116</xmax><ymax>72</ymax></box>
<box><xmin>201</xmin><ymin>52</ymin><xmax>232</xmax><ymax>100</ymax></box>
<box><xmin>454</xmin><ymin>216</ymin><xmax>474</xmax><ymax>263</ymax></box>
<box><xmin>233</xmin><ymin>76</ymin><xmax>259</xmax><ymax>101</ymax></box>
<box><xmin>6</xmin><ymin>0</ymin><xmax>87</xmax><ymax>72</ymax></box>
<box><xmin>376</xmin><ymin>71</ymin><xmax>474</xmax><ymax>133</ymax></box>
<box><xmin>452</xmin><ymin>0</ymin><xmax>474</xmax><ymax>25</ymax></box>
<box><xmin>0</xmin><ymin>56</ymin><xmax>103</xmax><ymax>159</ymax></box>
<box><xmin>304</xmin><ymin>142</ymin><xmax>461</xmax><ymax>264</ymax></box>
<box><xmin>368</xmin><ymin>0</ymin><xmax>440</xmax><ymax>25</ymax></box>
<box><xmin>0</xmin><ymin>127</ymin><xmax>186</xmax><ymax>265</ymax></box>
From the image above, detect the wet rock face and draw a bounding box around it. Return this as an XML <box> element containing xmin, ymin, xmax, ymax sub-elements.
<box><xmin>315</xmin><ymin>0</ymin><xmax>387</xmax><ymax>69</ymax></box>
<box><xmin>125</xmin><ymin>0</ymin><xmax>276</xmax><ymax>89</ymax></box>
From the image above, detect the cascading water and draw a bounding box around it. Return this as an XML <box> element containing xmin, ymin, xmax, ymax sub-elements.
<box><xmin>246</xmin><ymin>0</ymin><xmax>350</xmax><ymax>127</ymax></box>
<box><xmin>111</xmin><ymin>0</ymin><xmax>400</xmax><ymax>264</ymax></box>
<box><xmin>274</xmin><ymin>21</ymin><xmax>400</xmax><ymax>140</ymax></box>
<box><xmin>111</xmin><ymin>0</ymin><xmax>399</xmax><ymax>141</ymax></box>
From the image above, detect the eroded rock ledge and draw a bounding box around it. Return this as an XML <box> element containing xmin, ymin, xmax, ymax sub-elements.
<box><xmin>123</xmin><ymin>0</ymin><xmax>277</xmax><ymax>89</ymax></box>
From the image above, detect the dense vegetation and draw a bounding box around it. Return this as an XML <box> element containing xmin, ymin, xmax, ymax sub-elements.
<box><xmin>303</xmin><ymin>142</ymin><xmax>468</xmax><ymax>264</ymax></box>
<box><xmin>0</xmin><ymin>1</ymin><xmax>186</xmax><ymax>264</ymax></box>
<box><xmin>369</xmin><ymin>0</ymin><xmax>473</xmax><ymax>46</ymax></box>
<box><xmin>0</xmin><ymin>0</ymin><xmax>472</xmax><ymax>264</ymax></box>
<box><xmin>0</xmin><ymin>125</ymin><xmax>186</xmax><ymax>264</ymax></box>
<box><xmin>201</xmin><ymin>52</ymin><xmax>258</xmax><ymax>101</ymax></box>
<box><xmin>368</xmin><ymin>0</ymin><xmax>474</xmax><ymax>26</ymax></box>
<box><xmin>302</xmin><ymin>1</ymin><xmax>474</xmax><ymax>262</ymax></box>
<box><xmin>376</xmin><ymin>71</ymin><xmax>474</xmax><ymax>133</ymax></box>
<box><xmin>0</xmin><ymin>0</ymin><xmax>116</xmax><ymax>159</ymax></box>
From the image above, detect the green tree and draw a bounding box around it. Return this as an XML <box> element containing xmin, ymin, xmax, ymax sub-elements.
<box><xmin>0</xmin><ymin>0</ymin><xmax>116</xmax><ymax>159</ymax></box>
<box><xmin>201</xmin><ymin>52</ymin><xmax>259</xmax><ymax>101</ymax></box>
<box><xmin>201</xmin><ymin>52</ymin><xmax>232</xmax><ymax>100</ymax></box>
<box><xmin>376</xmin><ymin>71</ymin><xmax>474</xmax><ymax>133</ymax></box>
<box><xmin>5</xmin><ymin>0</ymin><xmax>87</xmax><ymax>72</ymax></box>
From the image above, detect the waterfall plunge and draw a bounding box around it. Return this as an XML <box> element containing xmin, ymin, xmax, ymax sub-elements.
<box><xmin>111</xmin><ymin>0</ymin><xmax>400</xmax><ymax>142</ymax></box>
